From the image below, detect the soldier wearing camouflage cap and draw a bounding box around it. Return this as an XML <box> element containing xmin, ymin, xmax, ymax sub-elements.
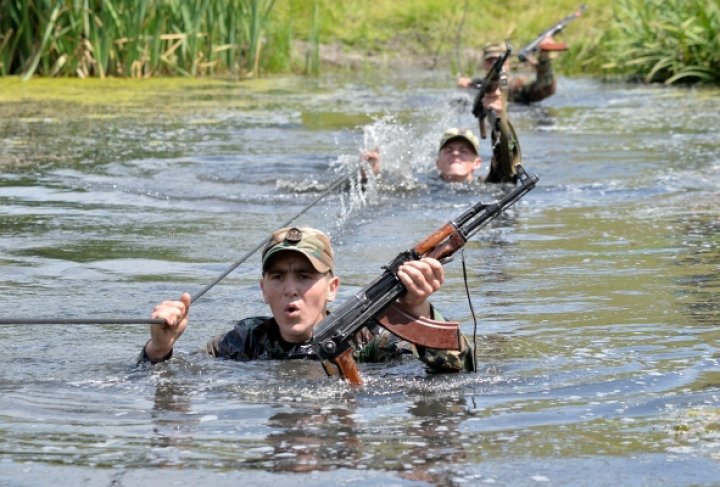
<box><xmin>141</xmin><ymin>226</ymin><xmax>473</xmax><ymax>373</ymax></box>
<box><xmin>435</xmin><ymin>128</ymin><xmax>482</xmax><ymax>182</ymax></box>
<box><xmin>262</xmin><ymin>226</ymin><xmax>334</xmax><ymax>274</ymax></box>
<box><xmin>458</xmin><ymin>36</ymin><xmax>568</xmax><ymax>104</ymax></box>
<box><xmin>361</xmin><ymin>81</ymin><xmax>520</xmax><ymax>184</ymax></box>
<box><xmin>435</xmin><ymin>120</ymin><xmax>521</xmax><ymax>184</ymax></box>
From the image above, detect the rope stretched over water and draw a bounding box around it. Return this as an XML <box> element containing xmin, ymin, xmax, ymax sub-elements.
<box><xmin>0</xmin><ymin>319</ymin><xmax>167</xmax><ymax>325</ymax></box>
<box><xmin>190</xmin><ymin>170</ymin><xmax>355</xmax><ymax>303</ymax></box>
<box><xmin>0</xmin><ymin>170</ymin><xmax>356</xmax><ymax>326</ymax></box>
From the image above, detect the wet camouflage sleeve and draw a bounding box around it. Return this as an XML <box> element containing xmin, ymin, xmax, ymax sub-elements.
<box><xmin>352</xmin><ymin>307</ymin><xmax>475</xmax><ymax>373</ymax></box>
<box><xmin>508</xmin><ymin>57</ymin><xmax>556</xmax><ymax>104</ymax></box>
<box><xmin>484</xmin><ymin>118</ymin><xmax>522</xmax><ymax>184</ymax></box>
<box><xmin>142</xmin><ymin>313</ymin><xmax>474</xmax><ymax>372</ymax></box>
<box><xmin>136</xmin><ymin>341</ymin><xmax>173</xmax><ymax>365</ymax></box>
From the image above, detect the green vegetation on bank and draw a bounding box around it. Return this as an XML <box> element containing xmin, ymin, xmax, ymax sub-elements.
<box><xmin>0</xmin><ymin>0</ymin><xmax>286</xmax><ymax>79</ymax></box>
<box><xmin>1</xmin><ymin>0</ymin><xmax>717</xmax><ymax>84</ymax></box>
<box><xmin>575</xmin><ymin>0</ymin><xmax>720</xmax><ymax>84</ymax></box>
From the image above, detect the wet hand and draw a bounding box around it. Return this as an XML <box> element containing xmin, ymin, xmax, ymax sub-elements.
<box><xmin>538</xmin><ymin>35</ymin><xmax>568</xmax><ymax>61</ymax></box>
<box><xmin>396</xmin><ymin>257</ymin><xmax>444</xmax><ymax>317</ymax></box>
<box><xmin>482</xmin><ymin>85</ymin><xmax>503</xmax><ymax>113</ymax></box>
<box><xmin>360</xmin><ymin>149</ymin><xmax>381</xmax><ymax>177</ymax></box>
<box><xmin>146</xmin><ymin>292</ymin><xmax>191</xmax><ymax>361</ymax></box>
<box><xmin>362</xmin><ymin>149</ymin><xmax>381</xmax><ymax>172</ymax></box>
<box><xmin>538</xmin><ymin>34</ymin><xmax>568</xmax><ymax>52</ymax></box>
<box><xmin>457</xmin><ymin>76</ymin><xmax>473</xmax><ymax>88</ymax></box>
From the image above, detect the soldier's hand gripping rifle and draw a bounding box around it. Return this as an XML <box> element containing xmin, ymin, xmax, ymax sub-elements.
<box><xmin>471</xmin><ymin>42</ymin><xmax>512</xmax><ymax>140</ymax></box>
<box><xmin>517</xmin><ymin>4</ymin><xmax>586</xmax><ymax>63</ymax></box>
<box><xmin>312</xmin><ymin>165</ymin><xmax>539</xmax><ymax>386</ymax></box>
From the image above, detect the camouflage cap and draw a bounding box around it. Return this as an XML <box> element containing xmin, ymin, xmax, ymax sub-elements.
<box><xmin>438</xmin><ymin>128</ymin><xmax>480</xmax><ymax>155</ymax></box>
<box><xmin>262</xmin><ymin>226</ymin><xmax>335</xmax><ymax>274</ymax></box>
<box><xmin>483</xmin><ymin>42</ymin><xmax>506</xmax><ymax>61</ymax></box>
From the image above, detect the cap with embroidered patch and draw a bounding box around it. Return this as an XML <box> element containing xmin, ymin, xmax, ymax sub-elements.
<box><xmin>261</xmin><ymin>226</ymin><xmax>334</xmax><ymax>274</ymax></box>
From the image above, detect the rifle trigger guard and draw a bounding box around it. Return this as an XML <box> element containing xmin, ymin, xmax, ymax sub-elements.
<box><xmin>320</xmin><ymin>339</ymin><xmax>336</xmax><ymax>355</ymax></box>
<box><xmin>438</xmin><ymin>256</ymin><xmax>453</xmax><ymax>265</ymax></box>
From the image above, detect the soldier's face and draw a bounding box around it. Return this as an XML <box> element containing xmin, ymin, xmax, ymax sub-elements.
<box><xmin>436</xmin><ymin>139</ymin><xmax>481</xmax><ymax>182</ymax></box>
<box><xmin>483</xmin><ymin>57</ymin><xmax>510</xmax><ymax>72</ymax></box>
<box><xmin>261</xmin><ymin>251</ymin><xmax>339</xmax><ymax>343</ymax></box>
<box><xmin>483</xmin><ymin>57</ymin><xmax>498</xmax><ymax>71</ymax></box>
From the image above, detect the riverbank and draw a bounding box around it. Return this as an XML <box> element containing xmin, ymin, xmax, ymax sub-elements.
<box><xmin>2</xmin><ymin>0</ymin><xmax>717</xmax><ymax>84</ymax></box>
<box><xmin>0</xmin><ymin>0</ymin><xmax>609</xmax><ymax>78</ymax></box>
<box><xmin>283</xmin><ymin>0</ymin><xmax>611</xmax><ymax>75</ymax></box>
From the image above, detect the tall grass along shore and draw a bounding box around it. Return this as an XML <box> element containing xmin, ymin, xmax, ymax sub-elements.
<box><xmin>1</xmin><ymin>0</ymin><xmax>717</xmax><ymax>84</ymax></box>
<box><xmin>0</xmin><ymin>0</ymin><xmax>284</xmax><ymax>79</ymax></box>
<box><xmin>574</xmin><ymin>0</ymin><xmax>720</xmax><ymax>84</ymax></box>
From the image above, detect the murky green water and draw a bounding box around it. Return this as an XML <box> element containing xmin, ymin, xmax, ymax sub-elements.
<box><xmin>1</xmin><ymin>73</ymin><xmax>719</xmax><ymax>486</ymax></box>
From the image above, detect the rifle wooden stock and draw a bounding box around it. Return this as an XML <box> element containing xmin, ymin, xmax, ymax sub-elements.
<box><xmin>312</xmin><ymin>166</ymin><xmax>538</xmax><ymax>384</ymax></box>
<box><xmin>517</xmin><ymin>4</ymin><xmax>586</xmax><ymax>63</ymax></box>
<box><xmin>377</xmin><ymin>303</ymin><xmax>462</xmax><ymax>351</ymax></box>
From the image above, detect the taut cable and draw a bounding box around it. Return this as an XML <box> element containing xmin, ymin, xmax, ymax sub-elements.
<box><xmin>0</xmin><ymin>170</ymin><xmax>356</xmax><ymax>326</ymax></box>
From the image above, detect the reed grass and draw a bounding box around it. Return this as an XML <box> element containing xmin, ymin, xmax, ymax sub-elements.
<box><xmin>305</xmin><ymin>1</ymin><xmax>320</xmax><ymax>75</ymax></box>
<box><xmin>2</xmin><ymin>0</ymin><xmax>607</xmax><ymax>78</ymax></box>
<box><xmin>570</xmin><ymin>0</ymin><xmax>720</xmax><ymax>84</ymax></box>
<box><xmin>1</xmin><ymin>0</ymin><xmax>717</xmax><ymax>84</ymax></box>
<box><xmin>0</xmin><ymin>0</ymin><xmax>285</xmax><ymax>78</ymax></box>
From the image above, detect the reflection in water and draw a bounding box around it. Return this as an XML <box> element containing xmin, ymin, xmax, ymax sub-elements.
<box><xmin>263</xmin><ymin>405</ymin><xmax>361</xmax><ymax>472</ymax></box>
<box><xmin>150</xmin><ymin>370</ymin><xmax>193</xmax><ymax>455</ymax></box>
<box><xmin>1</xmin><ymin>76</ymin><xmax>720</xmax><ymax>484</ymax></box>
<box><xmin>675</xmin><ymin>214</ymin><xmax>719</xmax><ymax>328</ymax></box>
<box><xmin>399</xmin><ymin>397</ymin><xmax>469</xmax><ymax>484</ymax></box>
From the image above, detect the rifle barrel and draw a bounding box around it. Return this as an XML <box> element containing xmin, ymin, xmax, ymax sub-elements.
<box><xmin>517</xmin><ymin>4</ymin><xmax>586</xmax><ymax>62</ymax></box>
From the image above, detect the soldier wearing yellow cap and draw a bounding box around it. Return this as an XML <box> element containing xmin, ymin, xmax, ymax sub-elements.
<box><xmin>141</xmin><ymin>226</ymin><xmax>473</xmax><ymax>373</ymax></box>
<box><xmin>458</xmin><ymin>36</ymin><xmax>569</xmax><ymax>104</ymax></box>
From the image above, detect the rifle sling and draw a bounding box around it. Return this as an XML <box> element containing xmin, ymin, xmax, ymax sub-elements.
<box><xmin>376</xmin><ymin>303</ymin><xmax>462</xmax><ymax>351</ymax></box>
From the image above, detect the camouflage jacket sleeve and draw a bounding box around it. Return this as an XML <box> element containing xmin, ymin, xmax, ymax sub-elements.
<box><xmin>508</xmin><ymin>57</ymin><xmax>556</xmax><ymax>104</ymax></box>
<box><xmin>353</xmin><ymin>306</ymin><xmax>475</xmax><ymax>373</ymax></box>
<box><xmin>484</xmin><ymin>118</ymin><xmax>522</xmax><ymax>184</ymax></box>
<box><xmin>136</xmin><ymin>340</ymin><xmax>173</xmax><ymax>365</ymax></box>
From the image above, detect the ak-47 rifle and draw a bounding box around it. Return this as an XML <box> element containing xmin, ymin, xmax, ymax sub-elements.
<box><xmin>471</xmin><ymin>42</ymin><xmax>512</xmax><ymax>140</ymax></box>
<box><xmin>517</xmin><ymin>4</ymin><xmax>586</xmax><ymax>63</ymax></box>
<box><xmin>312</xmin><ymin>165</ymin><xmax>539</xmax><ymax>386</ymax></box>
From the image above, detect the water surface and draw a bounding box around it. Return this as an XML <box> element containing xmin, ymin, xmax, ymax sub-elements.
<box><xmin>1</xmin><ymin>73</ymin><xmax>719</xmax><ymax>486</ymax></box>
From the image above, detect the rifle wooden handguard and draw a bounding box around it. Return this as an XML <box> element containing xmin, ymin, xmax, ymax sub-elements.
<box><xmin>376</xmin><ymin>303</ymin><xmax>462</xmax><ymax>351</ymax></box>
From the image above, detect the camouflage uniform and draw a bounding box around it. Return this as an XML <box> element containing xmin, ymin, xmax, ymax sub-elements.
<box><xmin>203</xmin><ymin>308</ymin><xmax>474</xmax><ymax>373</ymax></box>
<box><xmin>484</xmin><ymin>116</ymin><xmax>522</xmax><ymax>184</ymax></box>
<box><xmin>139</xmin><ymin>226</ymin><xmax>475</xmax><ymax>373</ymax></box>
<box><xmin>507</xmin><ymin>56</ymin><xmax>556</xmax><ymax>104</ymax></box>
<box><xmin>438</xmin><ymin>121</ymin><xmax>521</xmax><ymax>185</ymax></box>
<box><xmin>473</xmin><ymin>43</ymin><xmax>557</xmax><ymax>105</ymax></box>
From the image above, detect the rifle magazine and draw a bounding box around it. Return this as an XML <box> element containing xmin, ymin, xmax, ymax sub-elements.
<box><xmin>323</xmin><ymin>348</ymin><xmax>363</xmax><ymax>386</ymax></box>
